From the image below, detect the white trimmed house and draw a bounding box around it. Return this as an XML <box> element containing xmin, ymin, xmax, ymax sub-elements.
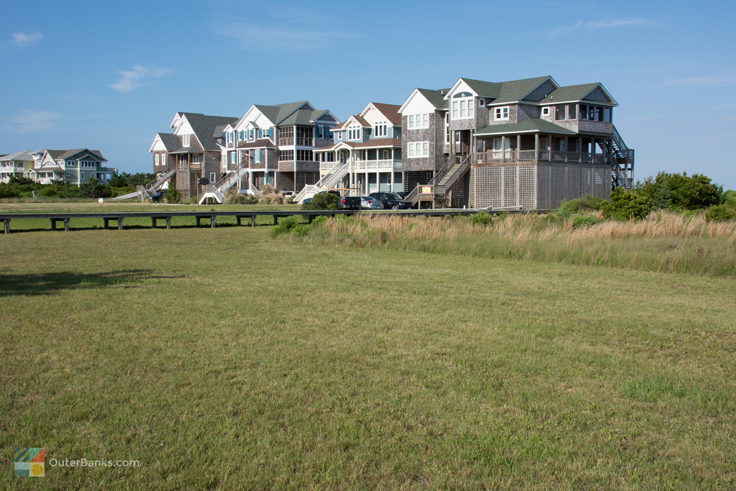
<box><xmin>218</xmin><ymin>101</ymin><xmax>338</xmax><ymax>194</ymax></box>
<box><xmin>312</xmin><ymin>102</ymin><xmax>403</xmax><ymax>196</ymax></box>
<box><xmin>28</xmin><ymin>149</ymin><xmax>115</xmax><ymax>185</ymax></box>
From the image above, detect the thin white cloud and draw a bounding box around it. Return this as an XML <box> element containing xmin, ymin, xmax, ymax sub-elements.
<box><xmin>9</xmin><ymin>111</ymin><xmax>61</xmax><ymax>133</ymax></box>
<box><xmin>548</xmin><ymin>18</ymin><xmax>653</xmax><ymax>39</ymax></box>
<box><xmin>662</xmin><ymin>71</ymin><xmax>736</xmax><ymax>88</ymax></box>
<box><xmin>10</xmin><ymin>31</ymin><xmax>43</xmax><ymax>48</ymax></box>
<box><xmin>214</xmin><ymin>22</ymin><xmax>357</xmax><ymax>50</ymax></box>
<box><xmin>110</xmin><ymin>65</ymin><xmax>172</xmax><ymax>93</ymax></box>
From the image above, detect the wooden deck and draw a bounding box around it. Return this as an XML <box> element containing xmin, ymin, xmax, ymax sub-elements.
<box><xmin>0</xmin><ymin>209</ymin><xmax>491</xmax><ymax>234</ymax></box>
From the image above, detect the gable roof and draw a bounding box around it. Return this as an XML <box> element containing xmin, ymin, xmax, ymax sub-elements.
<box><xmin>475</xmin><ymin>118</ymin><xmax>575</xmax><ymax>136</ymax></box>
<box><xmin>540</xmin><ymin>83</ymin><xmax>618</xmax><ymax>105</ymax></box>
<box><xmin>333</xmin><ymin>114</ymin><xmax>370</xmax><ymax>130</ymax></box>
<box><xmin>454</xmin><ymin>76</ymin><xmax>554</xmax><ymax>104</ymax></box>
<box><xmin>417</xmin><ymin>88</ymin><xmax>449</xmax><ymax>109</ymax></box>
<box><xmin>250</xmin><ymin>101</ymin><xmax>313</xmax><ymax>126</ymax></box>
<box><xmin>178</xmin><ymin>113</ymin><xmax>238</xmax><ymax>150</ymax></box>
<box><xmin>366</xmin><ymin>103</ymin><xmax>402</xmax><ymax>125</ymax></box>
<box><xmin>0</xmin><ymin>150</ymin><xmax>38</xmax><ymax>161</ymax></box>
<box><xmin>46</xmin><ymin>149</ymin><xmax>107</xmax><ymax>161</ymax></box>
<box><xmin>278</xmin><ymin>108</ymin><xmax>335</xmax><ymax>126</ymax></box>
<box><xmin>157</xmin><ymin>133</ymin><xmax>182</xmax><ymax>152</ymax></box>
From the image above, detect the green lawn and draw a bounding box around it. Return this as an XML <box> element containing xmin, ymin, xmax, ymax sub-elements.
<box><xmin>1</xmin><ymin>221</ymin><xmax>735</xmax><ymax>487</ymax></box>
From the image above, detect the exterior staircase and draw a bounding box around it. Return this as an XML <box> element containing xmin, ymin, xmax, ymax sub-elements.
<box><xmin>198</xmin><ymin>164</ymin><xmax>250</xmax><ymax>204</ymax></box>
<box><xmin>406</xmin><ymin>154</ymin><xmax>471</xmax><ymax>207</ymax></box>
<box><xmin>111</xmin><ymin>168</ymin><xmax>175</xmax><ymax>201</ymax></box>
<box><xmin>294</xmin><ymin>161</ymin><xmax>350</xmax><ymax>203</ymax></box>
<box><xmin>610</xmin><ymin>125</ymin><xmax>635</xmax><ymax>189</ymax></box>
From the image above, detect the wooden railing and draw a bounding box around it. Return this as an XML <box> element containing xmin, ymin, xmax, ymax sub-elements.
<box><xmin>475</xmin><ymin>151</ymin><xmax>611</xmax><ymax>164</ymax></box>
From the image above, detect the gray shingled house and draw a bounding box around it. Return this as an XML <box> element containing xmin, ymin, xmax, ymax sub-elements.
<box><xmin>150</xmin><ymin>112</ymin><xmax>237</xmax><ymax>199</ymax></box>
<box><xmin>398</xmin><ymin>76</ymin><xmax>634</xmax><ymax>209</ymax></box>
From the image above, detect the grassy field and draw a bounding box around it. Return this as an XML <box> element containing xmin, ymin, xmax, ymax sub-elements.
<box><xmin>1</xmin><ymin>205</ymin><xmax>735</xmax><ymax>488</ymax></box>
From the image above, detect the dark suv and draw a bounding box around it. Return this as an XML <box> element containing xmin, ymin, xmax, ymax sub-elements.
<box><xmin>369</xmin><ymin>192</ymin><xmax>412</xmax><ymax>209</ymax></box>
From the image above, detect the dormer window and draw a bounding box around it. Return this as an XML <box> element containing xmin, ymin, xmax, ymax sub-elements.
<box><xmin>182</xmin><ymin>134</ymin><xmax>191</xmax><ymax>147</ymax></box>
<box><xmin>451</xmin><ymin>92</ymin><xmax>474</xmax><ymax>120</ymax></box>
<box><xmin>494</xmin><ymin>106</ymin><xmax>510</xmax><ymax>121</ymax></box>
<box><xmin>374</xmin><ymin>122</ymin><xmax>387</xmax><ymax>137</ymax></box>
<box><xmin>348</xmin><ymin>125</ymin><xmax>361</xmax><ymax>140</ymax></box>
<box><xmin>542</xmin><ymin>107</ymin><xmax>550</xmax><ymax>117</ymax></box>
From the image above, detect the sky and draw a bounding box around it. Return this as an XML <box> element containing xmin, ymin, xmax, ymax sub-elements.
<box><xmin>1</xmin><ymin>0</ymin><xmax>735</xmax><ymax>189</ymax></box>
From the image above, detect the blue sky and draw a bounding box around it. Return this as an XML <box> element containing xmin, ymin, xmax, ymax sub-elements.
<box><xmin>1</xmin><ymin>0</ymin><xmax>735</xmax><ymax>189</ymax></box>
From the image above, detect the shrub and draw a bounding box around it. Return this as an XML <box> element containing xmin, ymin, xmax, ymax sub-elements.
<box><xmin>704</xmin><ymin>204</ymin><xmax>736</xmax><ymax>222</ymax></box>
<box><xmin>572</xmin><ymin>214</ymin><xmax>602</xmax><ymax>229</ymax></box>
<box><xmin>259</xmin><ymin>192</ymin><xmax>285</xmax><ymax>205</ymax></box>
<box><xmin>0</xmin><ymin>183</ymin><xmax>22</xmax><ymax>198</ymax></box>
<box><xmin>602</xmin><ymin>187</ymin><xmax>652</xmax><ymax>221</ymax></box>
<box><xmin>303</xmin><ymin>192</ymin><xmax>338</xmax><ymax>210</ymax></box>
<box><xmin>80</xmin><ymin>178</ymin><xmax>109</xmax><ymax>198</ymax></box>
<box><xmin>468</xmin><ymin>211</ymin><xmax>492</xmax><ymax>226</ymax></box>
<box><xmin>163</xmin><ymin>188</ymin><xmax>181</xmax><ymax>203</ymax></box>
<box><xmin>558</xmin><ymin>195</ymin><xmax>605</xmax><ymax>217</ymax></box>
<box><xmin>638</xmin><ymin>172</ymin><xmax>723</xmax><ymax>210</ymax></box>
<box><xmin>270</xmin><ymin>216</ymin><xmax>302</xmax><ymax>237</ymax></box>
<box><xmin>225</xmin><ymin>192</ymin><xmax>246</xmax><ymax>204</ymax></box>
<box><xmin>311</xmin><ymin>215</ymin><xmax>327</xmax><ymax>227</ymax></box>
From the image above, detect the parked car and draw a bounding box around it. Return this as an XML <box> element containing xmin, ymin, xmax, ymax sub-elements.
<box><xmin>369</xmin><ymin>192</ymin><xmax>411</xmax><ymax>209</ymax></box>
<box><xmin>360</xmin><ymin>196</ymin><xmax>384</xmax><ymax>209</ymax></box>
<box><xmin>338</xmin><ymin>195</ymin><xmax>362</xmax><ymax>209</ymax></box>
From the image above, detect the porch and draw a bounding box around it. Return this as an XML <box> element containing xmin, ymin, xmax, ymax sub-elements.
<box><xmin>474</xmin><ymin>134</ymin><xmax>612</xmax><ymax>165</ymax></box>
<box><xmin>315</xmin><ymin>145</ymin><xmax>403</xmax><ymax>195</ymax></box>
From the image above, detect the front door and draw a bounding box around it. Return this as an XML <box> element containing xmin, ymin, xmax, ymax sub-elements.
<box><xmin>454</xmin><ymin>130</ymin><xmax>471</xmax><ymax>156</ymax></box>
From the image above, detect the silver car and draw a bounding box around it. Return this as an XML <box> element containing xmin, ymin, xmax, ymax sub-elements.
<box><xmin>360</xmin><ymin>196</ymin><xmax>384</xmax><ymax>209</ymax></box>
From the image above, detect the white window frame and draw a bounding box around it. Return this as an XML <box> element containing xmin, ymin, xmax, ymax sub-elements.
<box><xmin>348</xmin><ymin>125</ymin><xmax>361</xmax><ymax>140</ymax></box>
<box><xmin>155</xmin><ymin>154</ymin><xmax>160</xmax><ymax>165</ymax></box>
<box><xmin>542</xmin><ymin>107</ymin><xmax>550</xmax><ymax>117</ymax></box>
<box><xmin>451</xmin><ymin>95</ymin><xmax>474</xmax><ymax>120</ymax></box>
<box><xmin>494</xmin><ymin>106</ymin><xmax>510</xmax><ymax>121</ymax></box>
<box><xmin>374</xmin><ymin>122</ymin><xmax>387</xmax><ymax>137</ymax></box>
<box><xmin>182</xmin><ymin>134</ymin><xmax>191</xmax><ymax>146</ymax></box>
<box><xmin>407</xmin><ymin>141</ymin><xmax>429</xmax><ymax>158</ymax></box>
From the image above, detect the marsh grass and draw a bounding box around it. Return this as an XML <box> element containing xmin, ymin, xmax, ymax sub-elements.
<box><xmin>295</xmin><ymin>211</ymin><xmax>736</xmax><ymax>276</ymax></box>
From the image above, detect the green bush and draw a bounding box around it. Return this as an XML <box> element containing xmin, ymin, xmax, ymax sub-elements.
<box><xmin>163</xmin><ymin>188</ymin><xmax>181</xmax><ymax>203</ymax></box>
<box><xmin>602</xmin><ymin>187</ymin><xmax>652</xmax><ymax>221</ymax></box>
<box><xmin>572</xmin><ymin>214</ymin><xmax>602</xmax><ymax>228</ymax></box>
<box><xmin>303</xmin><ymin>192</ymin><xmax>338</xmax><ymax>210</ymax></box>
<box><xmin>638</xmin><ymin>172</ymin><xmax>723</xmax><ymax>210</ymax></box>
<box><xmin>38</xmin><ymin>183</ymin><xmax>81</xmax><ymax>198</ymax></box>
<box><xmin>0</xmin><ymin>183</ymin><xmax>22</xmax><ymax>198</ymax></box>
<box><xmin>704</xmin><ymin>204</ymin><xmax>736</xmax><ymax>222</ymax></box>
<box><xmin>468</xmin><ymin>211</ymin><xmax>492</xmax><ymax>226</ymax></box>
<box><xmin>311</xmin><ymin>215</ymin><xmax>327</xmax><ymax>227</ymax></box>
<box><xmin>270</xmin><ymin>216</ymin><xmax>302</xmax><ymax>237</ymax></box>
<box><xmin>558</xmin><ymin>195</ymin><xmax>605</xmax><ymax>217</ymax></box>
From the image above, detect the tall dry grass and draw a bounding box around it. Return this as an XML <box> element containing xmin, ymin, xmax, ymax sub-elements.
<box><xmin>296</xmin><ymin>212</ymin><xmax>736</xmax><ymax>276</ymax></box>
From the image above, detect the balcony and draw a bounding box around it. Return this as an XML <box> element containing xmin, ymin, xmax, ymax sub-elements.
<box><xmin>476</xmin><ymin>150</ymin><xmax>610</xmax><ymax>164</ymax></box>
<box><xmin>320</xmin><ymin>159</ymin><xmax>402</xmax><ymax>172</ymax></box>
<box><xmin>354</xmin><ymin>159</ymin><xmax>402</xmax><ymax>172</ymax></box>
